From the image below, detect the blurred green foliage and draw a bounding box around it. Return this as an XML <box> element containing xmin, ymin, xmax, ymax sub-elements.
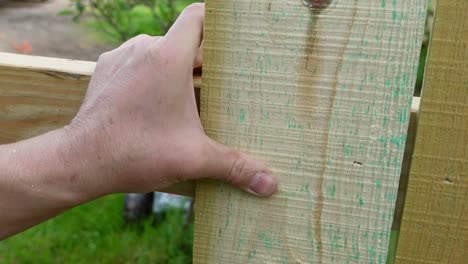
<box><xmin>414</xmin><ymin>1</ymin><xmax>434</xmax><ymax>96</ymax></box>
<box><xmin>0</xmin><ymin>194</ymin><xmax>193</xmax><ymax>264</ymax></box>
<box><xmin>60</xmin><ymin>0</ymin><xmax>200</xmax><ymax>42</ymax></box>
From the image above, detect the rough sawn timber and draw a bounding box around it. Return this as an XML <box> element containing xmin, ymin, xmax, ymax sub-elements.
<box><xmin>194</xmin><ymin>0</ymin><xmax>426</xmax><ymax>263</ymax></box>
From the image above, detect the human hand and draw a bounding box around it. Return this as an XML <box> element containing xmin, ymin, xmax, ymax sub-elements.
<box><xmin>67</xmin><ymin>3</ymin><xmax>277</xmax><ymax>197</ymax></box>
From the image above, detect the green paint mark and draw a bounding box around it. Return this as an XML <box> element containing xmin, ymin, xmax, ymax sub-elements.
<box><xmin>359</xmin><ymin>143</ymin><xmax>365</xmax><ymax>155</ymax></box>
<box><xmin>257</xmin><ymin>232</ymin><xmax>273</xmax><ymax>253</ymax></box>
<box><xmin>280</xmin><ymin>256</ymin><xmax>287</xmax><ymax>264</ymax></box>
<box><xmin>368</xmin><ymin>245</ymin><xmax>376</xmax><ymax>259</ymax></box>
<box><xmin>301</xmin><ymin>183</ymin><xmax>310</xmax><ymax>193</ymax></box>
<box><xmin>374</xmin><ymin>180</ymin><xmax>382</xmax><ymax>188</ymax></box>
<box><xmin>240</xmin><ymin>109</ymin><xmax>245</xmax><ymax>122</ymax></box>
<box><xmin>385</xmin><ymin>79</ymin><xmax>391</xmax><ymax>86</ymax></box>
<box><xmin>344</xmin><ymin>144</ymin><xmax>353</xmax><ymax>157</ymax></box>
<box><xmin>392</xmin><ymin>10</ymin><xmax>398</xmax><ymax>21</ymax></box>
<box><xmin>379</xmin><ymin>136</ymin><xmax>387</xmax><ymax>144</ymax></box>
<box><xmin>398</xmin><ymin>108</ymin><xmax>408</xmax><ymax>123</ymax></box>
<box><xmin>247</xmin><ymin>249</ymin><xmax>256</xmax><ymax>261</ymax></box>
<box><xmin>382</xmin><ymin>116</ymin><xmax>388</xmax><ymax>127</ymax></box>
<box><xmin>239</xmin><ymin>238</ymin><xmax>245</xmax><ymax>245</ymax></box>
<box><xmin>390</xmin><ymin>135</ymin><xmax>406</xmax><ymax>148</ymax></box>
<box><xmin>326</xmin><ymin>184</ymin><xmax>336</xmax><ymax>198</ymax></box>
<box><xmin>351</xmin><ymin>240</ymin><xmax>361</xmax><ymax>260</ymax></box>
<box><xmin>359</xmin><ymin>198</ymin><xmax>364</xmax><ymax>206</ymax></box>
<box><xmin>393</xmin><ymin>88</ymin><xmax>400</xmax><ymax>99</ymax></box>
<box><xmin>272</xmin><ymin>14</ymin><xmax>280</xmax><ymax>23</ymax></box>
<box><xmin>381</xmin><ymin>0</ymin><xmax>386</xmax><ymax>8</ymax></box>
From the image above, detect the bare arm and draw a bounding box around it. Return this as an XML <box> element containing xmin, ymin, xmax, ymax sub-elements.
<box><xmin>0</xmin><ymin>3</ymin><xmax>277</xmax><ymax>240</ymax></box>
<box><xmin>0</xmin><ymin>129</ymin><xmax>99</xmax><ymax>238</ymax></box>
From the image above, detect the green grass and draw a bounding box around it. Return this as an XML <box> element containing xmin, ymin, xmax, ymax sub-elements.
<box><xmin>386</xmin><ymin>230</ymin><xmax>399</xmax><ymax>264</ymax></box>
<box><xmin>0</xmin><ymin>189</ymin><xmax>399</xmax><ymax>264</ymax></box>
<box><xmin>0</xmin><ymin>194</ymin><xmax>193</xmax><ymax>264</ymax></box>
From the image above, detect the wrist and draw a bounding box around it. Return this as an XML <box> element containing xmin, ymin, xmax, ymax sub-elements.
<box><xmin>8</xmin><ymin>127</ymin><xmax>108</xmax><ymax>209</ymax></box>
<box><xmin>56</xmin><ymin>123</ymin><xmax>115</xmax><ymax>203</ymax></box>
<box><xmin>0</xmin><ymin>127</ymin><xmax>110</xmax><ymax>239</ymax></box>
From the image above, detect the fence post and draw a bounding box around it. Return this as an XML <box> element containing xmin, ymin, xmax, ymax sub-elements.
<box><xmin>396</xmin><ymin>0</ymin><xmax>467</xmax><ymax>263</ymax></box>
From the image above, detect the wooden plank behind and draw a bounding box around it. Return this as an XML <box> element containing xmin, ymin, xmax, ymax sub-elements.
<box><xmin>396</xmin><ymin>0</ymin><xmax>468</xmax><ymax>263</ymax></box>
<box><xmin>0</xmin><ymin>54</ymin><xmax>92</xmax><ymax>142</ymax></box>
<box><xmin>392</xmin><ymin>96</ymin><xmax>419</xmax><ymax>230</ymax></box>
<box><xmin>194</xmin><ymin>0</ymin><xmax>426</xmax><ymax>263</ymax></box>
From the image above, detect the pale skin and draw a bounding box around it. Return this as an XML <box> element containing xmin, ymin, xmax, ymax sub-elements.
<box><xmin>0</xmin><ymin>3</ymin><xmax>277</xmax><ymax>240</ymax></box>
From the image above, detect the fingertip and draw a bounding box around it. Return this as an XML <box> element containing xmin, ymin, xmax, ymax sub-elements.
<box><xmin>246</xmin><ymin>172</ymin><xmax>278</xmax><ymax>197</ymax></box>
<box><xmin>165</xmin><ymin>3</ymin><xmax>205</xmax><ymax>61</ymax></box>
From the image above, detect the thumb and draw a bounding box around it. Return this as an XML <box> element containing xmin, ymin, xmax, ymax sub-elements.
<box><xmin>200</xmin><ymin>138</ymin><xmax>278</xmax><ymax>197</ymax></box>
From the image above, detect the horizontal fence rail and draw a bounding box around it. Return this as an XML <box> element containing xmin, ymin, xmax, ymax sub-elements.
<box><xmin>0</xmin><ymin>52</ymin><xmax>421</xmax><ymax>205</ymax></box>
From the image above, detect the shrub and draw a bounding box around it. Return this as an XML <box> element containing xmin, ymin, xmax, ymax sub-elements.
<box><xmin>61</xmin><ymin>0</ymin><xmax>200</xmax><ymax>42</ymax></box>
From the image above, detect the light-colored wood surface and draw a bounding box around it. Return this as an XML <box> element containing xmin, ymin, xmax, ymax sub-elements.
<box><xmin>0</xmin><ymin>53</ymin><xmax>91</xmax><ymax>143</ymax></box>
<box><xmin>396</xmin><ymin>0</ymin><xmax>468</xmax><ymax>263</ymax></box>
<box><xmin>194</xmin><ymin>0</ymin><xmax>426</xmax><ymax>263</ymax></box>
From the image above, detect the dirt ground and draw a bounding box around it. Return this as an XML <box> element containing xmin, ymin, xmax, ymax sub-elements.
<box><xmin>0</xmin><ymin>0</ymin><xmax>116</xmax><ymax>61</ymax></box>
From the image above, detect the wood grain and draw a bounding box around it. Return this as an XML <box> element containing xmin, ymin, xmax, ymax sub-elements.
<box><xmin>0</xmin><ymin>53</ymin><xmax>92</xmax><ymax>143</ymax></box>
<box><xmin>396</xmin><ymin>0</ymin><xmax>468</xmax><ymax>263</ymax></box>
<box><xmin>194</xmin><ymin>0</ymin><xmax>426</xmax><ymax>263</ymax></box>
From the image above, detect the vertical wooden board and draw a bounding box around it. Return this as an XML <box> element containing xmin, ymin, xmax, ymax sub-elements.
<box><xmin>195</xmin><ymin>0</ymin><xmax>426</xmax><ymax>263</ymax></box>
<box><xmin>396</xmin><ymin>0</ymin><xmax>468</xmax><ymax>263</ymax></box>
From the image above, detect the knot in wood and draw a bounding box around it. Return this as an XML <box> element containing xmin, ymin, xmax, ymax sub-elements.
<box><xmin>301</xmin><ymin>0</ymin><xmax>332</xmax><ymax>12</ymax></box>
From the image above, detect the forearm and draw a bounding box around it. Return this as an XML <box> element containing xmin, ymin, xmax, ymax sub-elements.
<box><xmin>0</xmin><ymin>128</ymin><xmax>104</xmax><ymax>240</ymax></box>
<box><xmin>0</xmin><ymin>3</ymin><xmax>277</xmax><ymax>241</ymax></box>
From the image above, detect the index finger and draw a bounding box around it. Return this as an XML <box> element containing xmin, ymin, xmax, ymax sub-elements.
<box><xmin>165</xmin><ymin>3</ymin><xmax>205</xmax><ymax>63</ymax></box>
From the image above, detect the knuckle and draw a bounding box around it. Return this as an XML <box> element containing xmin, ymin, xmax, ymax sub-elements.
<box><xmin>226</xmin><ymin>152</ymin><xmax>250</xmax><ymax>186</ymax></box>
<box><xmin>149</xmin><ymin>37</ymin><xmax>171</xmax><ymax>66</ymax></box>
<box><xmin>128</xmin><ymin>34</ymin><xmax>154</xmax><ymax>53</ymax></box>
<box><xmin>97</xmin><ymin>51</ymin><xmax>112</xmax><ymax>62</ymax></box>
<box><xmin>136</xmin><ymin>33</ymin><xmax>151</xmax><ymax>39</ymax></box>
<box><xmin>133</xmin><ymin>34</ymin><xmax>152</xmax><ymax>44</ymax></box>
